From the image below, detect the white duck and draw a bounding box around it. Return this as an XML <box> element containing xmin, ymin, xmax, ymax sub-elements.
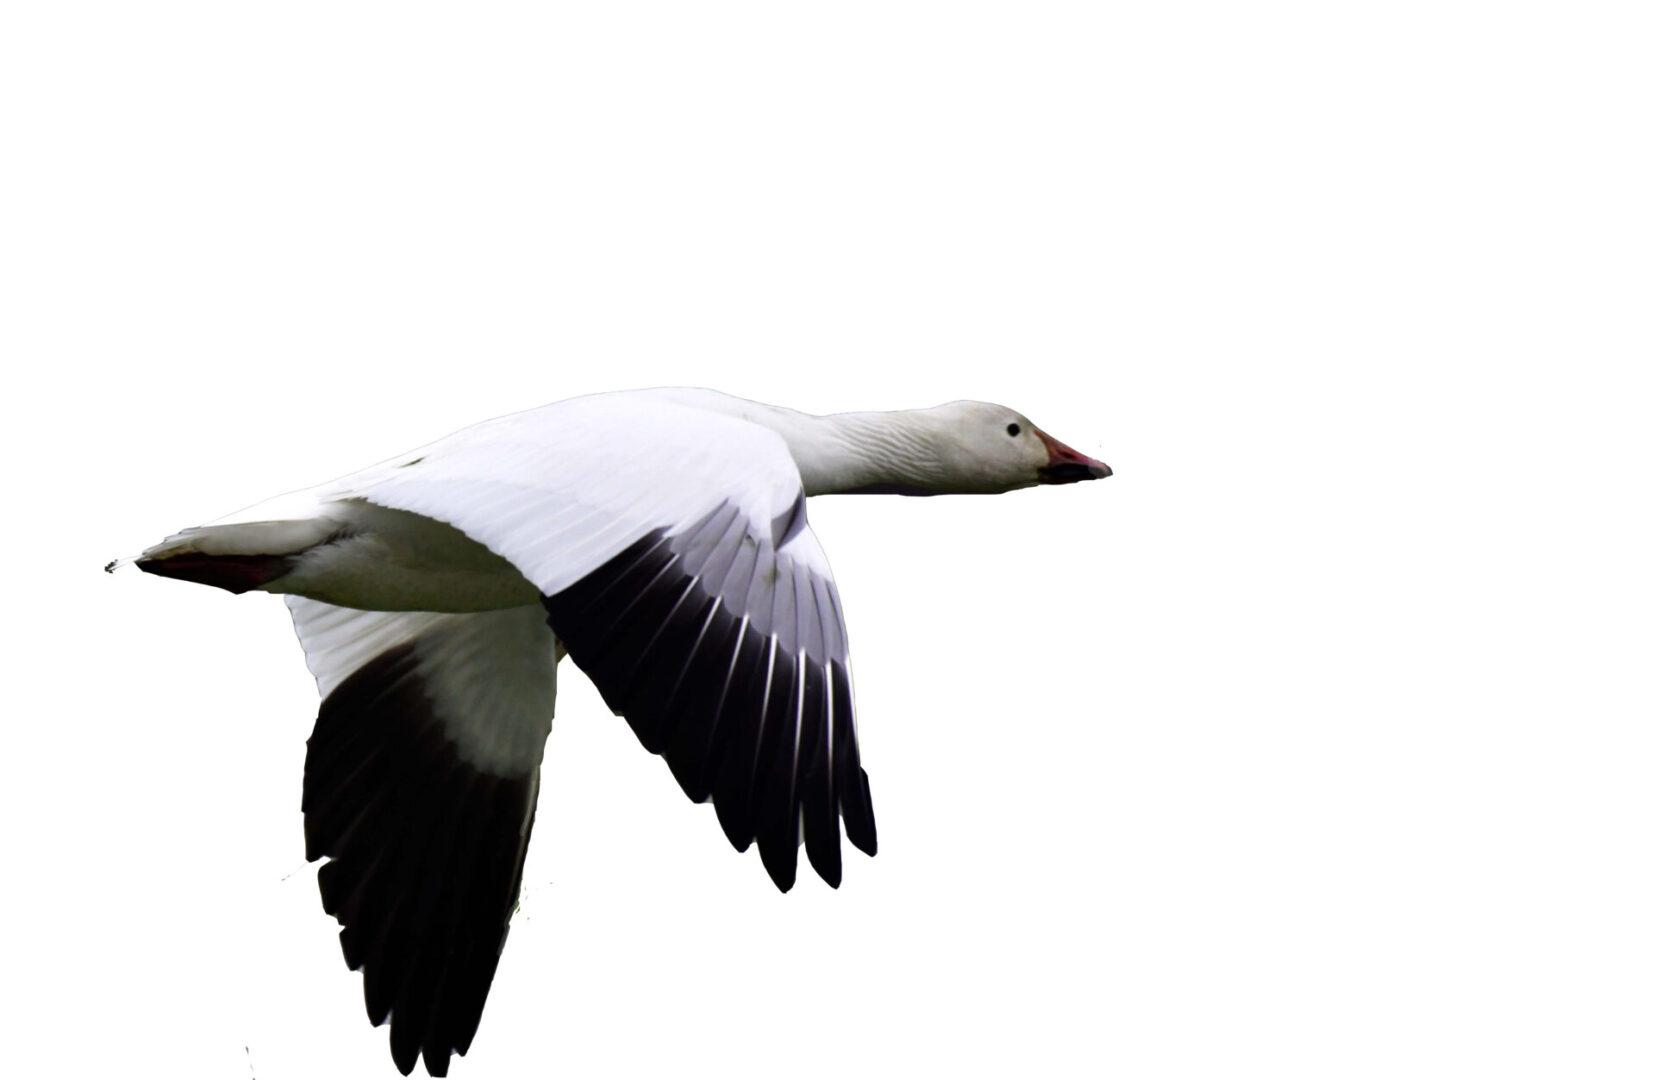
<box><xmin>116</xmin><ymin>387</ymin><xmax>1110</xmax><ymax>1076</ymax></box>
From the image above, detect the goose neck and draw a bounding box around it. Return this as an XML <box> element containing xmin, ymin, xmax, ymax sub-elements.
<box><xmin>777</xmin><ymin>409</ymin><xmax>946</xmax><ymax>496</ymax></box>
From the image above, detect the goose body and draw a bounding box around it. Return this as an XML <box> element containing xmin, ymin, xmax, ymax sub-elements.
<box><xmin>118</xmin><ymin>387</ymin><xmax>1110</xmax><ymax>1076</ymax></box>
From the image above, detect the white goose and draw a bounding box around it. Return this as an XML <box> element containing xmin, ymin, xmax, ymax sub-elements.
<box><xmin>116</xmin><ymin>387</ymin><xmax>1110</xmax><ymax>1076</ymax></box>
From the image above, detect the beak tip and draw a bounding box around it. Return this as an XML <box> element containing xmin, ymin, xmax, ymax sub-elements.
<box><xmin>1032</xmin><ymin>426</ymin><xmax>1111</xmax><ymax>484</ymax></box>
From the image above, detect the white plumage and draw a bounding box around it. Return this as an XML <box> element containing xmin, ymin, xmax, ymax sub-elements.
<box><xmin>119</xmin><ymin>387</ymin><xmax>1110</xmax><ymax>1076</ymax></box>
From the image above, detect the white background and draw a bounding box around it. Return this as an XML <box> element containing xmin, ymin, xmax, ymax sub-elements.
<box><xmin>4</xmin><ymin>3</ymin><xmax>1651</xmax><ymax>1078</ymax></box>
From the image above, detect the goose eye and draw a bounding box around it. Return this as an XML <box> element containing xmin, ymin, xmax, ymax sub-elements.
<box><xmin>1006</xmin><ymin>423</ymin><xmax>1021</xmax><ymax>437</ymax></box>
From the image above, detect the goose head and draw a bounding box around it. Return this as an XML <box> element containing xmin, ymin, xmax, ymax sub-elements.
<box><xmin>923</xmin><ymin>400</ymin><xmax>1112</xmax><ymax>494</ymax></box>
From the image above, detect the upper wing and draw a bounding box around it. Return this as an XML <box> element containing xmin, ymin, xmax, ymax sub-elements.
<box><xmin>287</xmin><ymin>598</ymin><xmax>556</xmax><ymax>1077</ymax></box>
<box><xmin>335</xmin><ymin>393</ymin><xmax>877</xmax><ymax>890</ymax></box>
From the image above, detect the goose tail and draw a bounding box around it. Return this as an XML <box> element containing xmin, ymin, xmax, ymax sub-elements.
<box><xmin>116</xmin><ymin>517</ymin><xmax>338</xmax><ymax>595</ymax></box>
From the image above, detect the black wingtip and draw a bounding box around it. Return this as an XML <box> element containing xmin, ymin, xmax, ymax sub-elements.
<box><xmin>425</xmin><ymin>1047</ymin><xmax>452</xmax><ymax>1077</ymax></box>
<box><xmin>804</xmin><ymin>844</ymin><xmax>843</xmax><ymax>888</ymax></box>
<box><xmin>842</xmin><ymin>767</ymin><xmax>878</xmax><ymax>857</ymax></box>
<box><xmin>760</xmin><ymin>834</ymin><xmax>799</xmax><ymax>893</ymax></box>
<box><xmin>304</xmin><ymin>641</ymin><xmax>539</xmax><ymax>1078</ymax></box>
<box><xmin>804</xmin><ymin>813</ymin><xmax>843</xmax><ymax>888</ymax></box>
<box><xmin>810</xmin><ymin>847</ymin><xmax>843</xmax><ymax>889</ymax></box>
<box><xmin>389</xmin><ymin>1028</ymin><xmax>419</xmax><ymax>1076</ymax></box>
<box><xmin>717</xmin><ymin>802</ymin><xmax>755</xmax><ymax>853</ymax></box>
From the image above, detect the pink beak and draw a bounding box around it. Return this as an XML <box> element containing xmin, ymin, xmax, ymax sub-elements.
<box><xmin>1034</xmin><ymin>427</ymin><xmax>1112</xmax><ymax>484</ymax></box>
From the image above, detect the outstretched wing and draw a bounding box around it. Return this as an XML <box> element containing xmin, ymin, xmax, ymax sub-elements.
<box><xmin>287</xmin><ymin>598</ymin><xmax>556</xmax><ymax>1077</ymax></box>
<box><xmin>542</xmin><ymin>498</ymin><xmax>876</xmax><ymax>891</ymax></box>
<box><xmin>338</xmin><ymin>393</ymin><xmax>877</xmax><ymax>891</ymax></box>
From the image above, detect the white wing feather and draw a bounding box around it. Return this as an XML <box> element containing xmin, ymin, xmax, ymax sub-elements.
<box><xmin>323</xmin><ymin>393</ymin><xmax>804</xmax><ymax>596</ymax></box>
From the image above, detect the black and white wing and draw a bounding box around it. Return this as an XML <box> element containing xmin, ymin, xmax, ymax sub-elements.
<box><xmin>542</xmin><ymin>497</ymin><xmax>875</xmax><ymax>891</ymax></box>
<box><xmin>333</xmin><ymin>393</ymin><xmax>877</xmax><ymax>893</ymax></box>
<box><xmin>287</xmin><ymin>598</ymin><xmax>556</xmax><ymax>1077</ymax></box>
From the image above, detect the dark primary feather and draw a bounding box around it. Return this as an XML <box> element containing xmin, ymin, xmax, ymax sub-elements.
<box><xmin>303</xmin><ymin>643</ymin><xmax>540</xmax><ymax>1077</ymax></box>
<box><xmin>542</xmin><ymin>505</ymin><xmax>876</xmax><ymax>892</ymax></box>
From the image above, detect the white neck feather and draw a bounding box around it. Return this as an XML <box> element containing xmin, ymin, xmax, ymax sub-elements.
<box><xmin>756</xmin><ymin>407</ymin><xmax>948</xmax><ymax>495</ymax></box>
<box><xmin>645</xmin><ymin>389</ymin><xmax>946</xmax><ymax>495</ymax></box>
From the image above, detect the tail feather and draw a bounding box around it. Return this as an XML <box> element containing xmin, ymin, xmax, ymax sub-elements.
<box><xmin>125</xmin><ymin>518</ymin><xmax>339</xmax><ymax>595</ymax></box>
<box><xmin>137</xmin><ymin>552</ymin><xmax>299</xmax><ymax>594</ymax></box>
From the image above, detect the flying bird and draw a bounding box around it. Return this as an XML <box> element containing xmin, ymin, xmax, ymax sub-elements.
<box><xmin>114</xmin><ymin>387</ymin><xmax>1110</xmax><ymax>1075</ymax></box>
